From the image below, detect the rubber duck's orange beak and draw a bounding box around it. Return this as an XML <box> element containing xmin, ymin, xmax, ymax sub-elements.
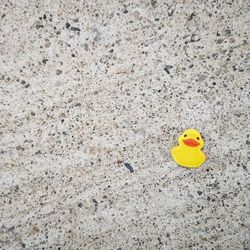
<box><xmin>183</xmin><ymin>139</ymin><xmax>200</xmax><ymax>147</ymax></box>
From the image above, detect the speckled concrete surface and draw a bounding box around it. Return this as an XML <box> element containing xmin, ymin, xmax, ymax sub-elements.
<box><xmin>0</xmin><ymin>0</ymin><xmax>250</xmax><ymax>249</ymax></box>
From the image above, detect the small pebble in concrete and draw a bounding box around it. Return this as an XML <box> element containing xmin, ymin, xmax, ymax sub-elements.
<box><xmin>124</xmin><ymin>163</ymin><xmax>134</xmax><ymax>173</ymax></box>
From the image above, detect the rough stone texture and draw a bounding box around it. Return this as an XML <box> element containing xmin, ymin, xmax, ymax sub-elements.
<box><xmin>0</xmin><ymin>0</ymin><xmax>249</xmax><ymax>249</ymax></box>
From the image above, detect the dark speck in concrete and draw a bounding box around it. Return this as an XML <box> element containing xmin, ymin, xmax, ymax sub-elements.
<box><xmin>190</xmin><ymin>34</ymin><xmax>200</xmax><ymax>42</ymax></box>
<box><xmin>216</xmin><ymin>39</ymin><xmax>224</xmax><ymax>44</ymax></box>
<box><xmin>65</xmin><ymin>22</ymin><xmax>70</xmax><ymax>29</ymax></box>
<box><xmin>164</xmin><ymin>65</ymin><xmax>173</xmax><ymax>74</ymax></box>
<box><xmin>42</xmin><ymin>59</ymin><xmax>48</xmax><ymax>64</ymax></box>
<box><xmin>70</xmin><ymin>27</ymin><xmax>81</xmax><ymax>32</ymax></box>
<box><xmin>187</xmin><ymin>13</ymin><xmax>195</xmax><ymax>21</ymax></box>
<box><xmin>7</xmin><ymin>226</ymin><xmax>15</xmax><ymax>232</ymax></box>
<box><xmin>78</xmin><ymin>202</ymin><xmax>83</xmax><ymax>208</ymax></box>
<box><xmin>92</xmin><ymin>199</ymin><xmax>98</xmax><ymax>211</ymax></box>
<box><xmin>84</xmin><ymin>44</ymin><xmax>89</xmax><ymax>51</ymax></box>
<box><xmin>56</xmin><ymin>69</ymin><xmax>62</xmax><ymax>75</ymax></box>
<box><xmin>124</xmin><ymin>163</ymin><xmax>134</xmax><ymax>173</ymax></box>
<box><xmin>224</xmin><ymin>29</ymin><xmax>231</xmax><ymax>36</ymax></box>
<box><xmin>168</xmin><ymin>6</ymin><xmax>176</xmax><ymax>16</ymax></box>
<box><xmin>36</xmin><ymin>23</ymin><xmax>44</xmax><ymax>29</ymax></box>
<box><xmin>151</xmin><ymin>0</ymin><xmax>157</xmax><ymax>8</ymax></box>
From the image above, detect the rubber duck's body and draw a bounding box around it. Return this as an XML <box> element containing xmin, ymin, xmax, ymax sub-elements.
<box><xmin>171</xmin><ymin>129</ymin><xmax>206</xmax><ymax>168</ymax></box>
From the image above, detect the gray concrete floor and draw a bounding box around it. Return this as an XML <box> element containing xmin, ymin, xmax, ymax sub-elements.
<box><xmin>0</xmin><ymin>0</ymin><xmax>249</xmax><ymax>249</ymax></box>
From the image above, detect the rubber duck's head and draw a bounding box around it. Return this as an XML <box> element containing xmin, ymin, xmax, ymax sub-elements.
<box><xmin>178</xmin><ymin>129</ymin><xmax>204</xmax><ymax>149</ymax></box>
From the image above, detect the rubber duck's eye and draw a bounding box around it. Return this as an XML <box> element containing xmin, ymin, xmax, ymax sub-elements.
<box><xmin>197</xmin><ymin>137</ymin><xmax>200</xmax><ymax>140</ymax></box>
<box><xmin>184</xmin><ymin>134</ymin><xmax>187</xmax><ymax>137</ymax></box>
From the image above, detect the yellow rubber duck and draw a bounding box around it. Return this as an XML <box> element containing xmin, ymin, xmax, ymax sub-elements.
<box><xmin>171</xmin><ymin>129</ymin><xmax>206</xmax><ymax>168</ymax></box>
